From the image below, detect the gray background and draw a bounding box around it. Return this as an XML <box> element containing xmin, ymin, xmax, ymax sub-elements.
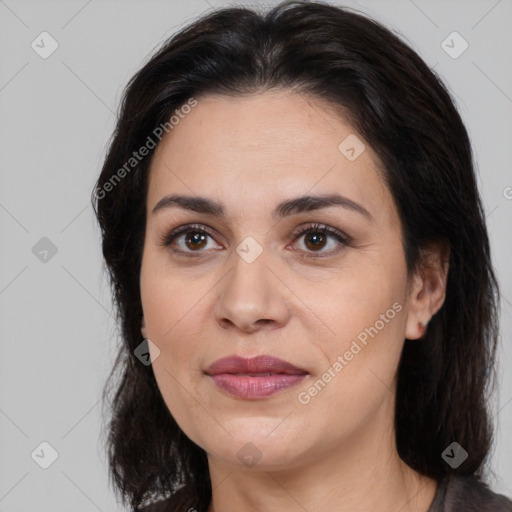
<box><xmin>0</xmin><ymin>0</ymin><xmax>511</xmax><ymax>510</ymax></box>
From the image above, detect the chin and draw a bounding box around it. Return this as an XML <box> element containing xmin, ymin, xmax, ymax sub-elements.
<box><xmin>197</xmin><ymin>422</ymin><xmax>310</xmax><ymax>470</ymax></box>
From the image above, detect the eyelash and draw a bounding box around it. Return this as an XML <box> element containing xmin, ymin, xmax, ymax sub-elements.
<box><xmin>158</xmin><ymin>222</ymin><xmax>352</xmax><ymax>259</ymax></box>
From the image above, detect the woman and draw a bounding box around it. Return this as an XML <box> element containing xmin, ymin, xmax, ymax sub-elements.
<box><xmin>92</xmin><ymin>1</ymin><xmax>512</xmax><ymax>511</ymax></box>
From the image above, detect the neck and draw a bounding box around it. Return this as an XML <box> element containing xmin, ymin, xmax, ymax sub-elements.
<box><xmin>206</xmin><ymin>405</ymin><xmax>437</xmax><ymax>512</ymax></box>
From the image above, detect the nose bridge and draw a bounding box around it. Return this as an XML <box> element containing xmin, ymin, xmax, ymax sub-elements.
<box><xmin>225</xmin><ymin>239</ymin><xmax>273</xmax><ymax>307</ymax></box>
<box><xmin>214</xmin><ymin>238</ymin><xmax>290</xmax><ymax>331</ymax></box>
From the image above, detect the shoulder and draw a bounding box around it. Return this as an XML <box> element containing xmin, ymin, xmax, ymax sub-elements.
<box><xmin>434</xmin><ymin>473</ymin><xmax>512</xmax><ymax>512</ymax></box>
<box><xmin>134</xmin><ymin>500</ymin><xmax>171</xmax><ymax>512</ymax></box>
<box><xmin>133</xmin><ymin>487</ymin><xmax>197</xmax><ymax>512</ymax></box>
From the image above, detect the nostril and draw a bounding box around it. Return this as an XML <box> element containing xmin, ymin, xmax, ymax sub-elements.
<box><xmin>255</xmin><ymin>319</ymin><xmax>272</xmax><ymax>326</ymax></box>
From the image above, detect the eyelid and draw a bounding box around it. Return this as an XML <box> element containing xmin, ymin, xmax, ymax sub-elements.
<box><xmin>157</xmin><ymin>223</ymin><xmax>220</xmax><ymax>248</ymax></box>
<box><xmin>290</xmin><ymin>223</ymin><xmax>352</xmax><ymax>245</ymax></box>
<box><xmin>288</xmin><ymin>222</ymin><xmax>352</xmax><ymax>257</ymax></box>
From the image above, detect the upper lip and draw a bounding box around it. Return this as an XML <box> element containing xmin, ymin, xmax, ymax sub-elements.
<box><xmin>205</xmin><ymin>355</ymin><xmax>309</xmax><ymax>376</ymax></box>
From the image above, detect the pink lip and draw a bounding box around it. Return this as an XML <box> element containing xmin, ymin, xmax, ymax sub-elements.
<box><xmin>205</xmin><ymin>355</ymin><xmax>309</xmax><ymax>399</ymax></box>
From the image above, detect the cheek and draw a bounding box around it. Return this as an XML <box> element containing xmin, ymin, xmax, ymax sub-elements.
<box><xmin>297</xmin><ymin>257</ymin><xmax>407</xmax><ymax>406</ymax></box>
<box><xmin>140</xmin><ymin>251</ymin><xmax>211</xmax><ymax>344</ymax></box>
<box><xmin>297</xmin><ymin>303</ymin><xmax>405</xmax><ymax>444</ymax></box>
<box><xmin>140</xmin><ymin>259</ymin><xmax>215</xmax><ymax>438</ymax></box>
<box><xmin>294</xmin><ymin>252</ymin><xmax>407</xmax><ymax>351</ymax></box>
<box><xmin>151</xmin><ymin>359</ymin><xmax>210</xmax><ymax>450</ymax></box>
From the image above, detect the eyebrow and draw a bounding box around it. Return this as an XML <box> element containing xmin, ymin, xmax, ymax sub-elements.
<box><xmin>152</xmin><ymin>193</ymin><xmax>373</xmax><ymax>222</ymax></box>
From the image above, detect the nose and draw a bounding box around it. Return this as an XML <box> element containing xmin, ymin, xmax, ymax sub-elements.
<box><xmin>214</xmin><ymin>249</ymin><xmax>291</xmax><ymax>334</ymax></box>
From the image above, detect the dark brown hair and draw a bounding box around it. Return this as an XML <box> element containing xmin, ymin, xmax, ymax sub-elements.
<box><xmin>92</xmin><ymin>1</ymin><xmax>501</xmax><ymax>510</ymax></box>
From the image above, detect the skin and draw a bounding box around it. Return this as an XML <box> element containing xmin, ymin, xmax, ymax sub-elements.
<box><xmin>139</xmin><ymin>90</ymin><xmax>449</xmax><ymax>512</ymax></box>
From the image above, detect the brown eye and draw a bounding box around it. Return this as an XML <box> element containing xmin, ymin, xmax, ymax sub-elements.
<box><xmin>292</xmin><ymin>223</ymin><xmax>351</xmax><ymax>257</ymax></box>
<box><xmin>184</xmin><ymin>231</ymin><xmax>208</xmax><ymax>251</ymax></box>
<box><xmin>303</xmin><ymin>231</ymin><xmax>328</xmax><ymax>251</ymax></box>
<box><xmin>159</xmin><ymin>224</ymin><xmax>220</xmax><ymax>257</ymax></box>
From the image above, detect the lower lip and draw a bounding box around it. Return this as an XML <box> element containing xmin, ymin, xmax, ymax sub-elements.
<box><xmin>208</xmin><ymin>373</ymin><xmax>307</xmax><ymax>399</ymax></box>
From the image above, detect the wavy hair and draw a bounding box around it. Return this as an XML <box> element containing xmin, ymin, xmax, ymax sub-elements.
<box><xmin>92</xmin><ymin>1</ymin><xmax>501</xmax><ymax>510</ymax></box>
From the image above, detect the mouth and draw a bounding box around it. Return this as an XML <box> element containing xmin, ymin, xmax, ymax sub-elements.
<box><xmin>205</xmin><ymin>355</ymin><xmax>309</xmax><ymax>399</ymax></box>
<box><xmin>205</xmin><ymin>354</ymin><xmax>309</xmax><ymax>376</ymax></box>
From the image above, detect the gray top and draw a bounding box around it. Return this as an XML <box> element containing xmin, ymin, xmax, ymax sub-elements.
<box><xmin>137</xmin><ymin>474</ymin><xmax>512</xmax><ymax>511</ymax></box>
<box><xmin>427</xmin><ymin>474</ymin><xmax>512</xmax><ymax>511</ymax></box>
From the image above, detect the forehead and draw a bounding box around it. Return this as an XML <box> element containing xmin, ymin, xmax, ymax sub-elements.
<box><xmin>147</xmin><ymin>90</ymin><xmax>394</xmax><ymax>224</ymax></box>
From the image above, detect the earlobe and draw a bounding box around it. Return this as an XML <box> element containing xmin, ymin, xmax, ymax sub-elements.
<box><xmin>404</xmin><ymin>300</ymin><xmax>431</xmax><ymax>340</ymax></box>
<box><xmin>404</xmin><ymin>243</ymin><xmax>450</xmax><ymax>340</ymax></box>
<box><xmin>141</xmin><ymin>315</ymin><xmax>148</xmax><ymax>339</ymax></box>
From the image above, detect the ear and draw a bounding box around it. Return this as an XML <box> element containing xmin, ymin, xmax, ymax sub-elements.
<box><xmin>405</xmin><ymin>242</ymin><xmax>450</xmax><ymax>340</ymax></box>
<box><xmin>141</xmin><ymin>314</ymin><xmax>148</xmax><ymax>339</ymax></box>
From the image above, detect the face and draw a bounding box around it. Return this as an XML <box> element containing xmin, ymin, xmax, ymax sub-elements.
<box><xmin>139</xmin><ymin>90</ymin><xmax>430</xmax><ymax>470</ymax></box>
